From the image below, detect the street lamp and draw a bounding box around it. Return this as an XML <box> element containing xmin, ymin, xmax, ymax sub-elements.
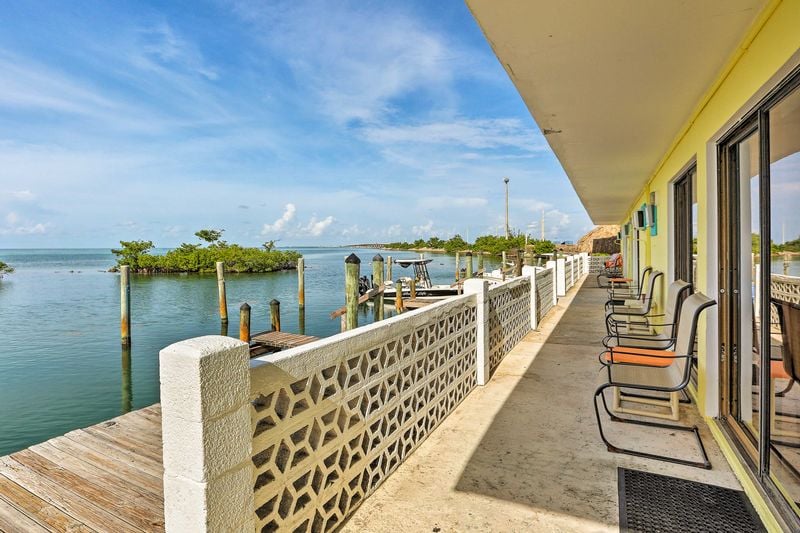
<box><xmin>504</xmin><ymin>177</ymin><xmax>510</xmax><ymax>239</ymax></box>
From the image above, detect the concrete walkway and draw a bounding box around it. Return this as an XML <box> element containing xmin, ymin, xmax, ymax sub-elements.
<box><xmin>342</xmin><ymin>278</ymin><xmax>742</xmax><ymax>532</ymax></box>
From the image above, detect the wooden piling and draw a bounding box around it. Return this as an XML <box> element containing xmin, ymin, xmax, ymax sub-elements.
<box><xmin>477</xmin><ymin>252</ymin><xmax>484</xmax><ymax>273</ymax></box>
<box><xmin>239</xmin><ymin>303</ymin><xmax>251</xmax><ymax>343</ymax></box>
<box><xmin>345</xmin><ymin>253</ymin><xmax>360</xmax><ymax>331</ymax></box>
<box><xmin>514</xmin><ymin>249</ymin><xmax>523</xmax><ymax>277</ymax></box>
<box><xmin>465</xmin><ymin>251</ymin><xmax>473</xmax><ymax>278</ymax></box>
<box><xmin>270</xmin><ymin>299</ymin><xmax>281</xmax><ymax>332</ymax></box>
<box><xmin>297</xmin><ymin>257</ymin><xmax>305</xmax><ymax>309</ymax></box>
<box><xmin>299</xmin><ymin>307</ymin><xmax>306</xmax><ymax>336</ymax></box>
<box><xmin>216</xmin><ymin>261</ymin><xmax>228</xmax><ymax>324</ymax></box>
<box><xmin>120</xmin><ymin>265</ymin><xmax>131</xmax><ymax>346</ymax></box>
<box><xmin>410</xmin><ymin>278</ymin><xmax>416</xmax><ymax>300</ymax></box>
<box><xmin>387</xmin><ymin>256</ymin><xmax>393</xmax><ymax>283</ymax></box>
<box><xmin>455</xmin><ymin>251</ymin><xmax>460</xmax><ymax>281</ymax></box>
<box><xmin>501</xmin><ymin>251</ymin><xmax>507</xmax><ymax>281</ymax></box>
<box><xmin>524</xmin><ymin>245</ymin><xmax>534</xmax><ymax>266</ymax></box>
<box><xmin>395</xmin><ymin>279</ymin><xmax>404</xmax><ymax>313</ymax></box>
<box><xmin>121</xmin><ymin>344</ymin><xmax>132</xmax><ymax>414</ymax></box>
<box><xmin>784</xmin><ymin>253</ymin><xmax>790</xmax><ymax>275</ymax></box>
<box><xmin>373</xmin><ymin>254</ymin><xmax>385</xmax><ymax>322</ymax></box>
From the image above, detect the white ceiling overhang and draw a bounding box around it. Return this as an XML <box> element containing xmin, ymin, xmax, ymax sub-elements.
<box><xmin>466</xmin><ymin>0</ymin><xmax>768</xmax><ymax>223</ymax></box>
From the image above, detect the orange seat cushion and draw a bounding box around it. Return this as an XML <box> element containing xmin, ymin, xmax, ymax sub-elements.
<box><xmin>605</xmin><ymin>347</ymin><xmax>676</xmax><ymax>368</ymax></box>
<box><xmin>771</xmin><ymin>360</ymin><xmax>791</xmax><ymax>380</ymax></box>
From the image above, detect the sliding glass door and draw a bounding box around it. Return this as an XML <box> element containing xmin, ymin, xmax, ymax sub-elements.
<box><xmin>719</xmin><ymin>69</ymin><xmax>800</xmax><ymax>523</ymax></box>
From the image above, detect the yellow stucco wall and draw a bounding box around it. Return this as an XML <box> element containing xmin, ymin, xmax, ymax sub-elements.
<box><xmin>623</xmin><ymin>0</ymin><xmax>798</xmax><ymax>409</ymax></box>
<box><xmin>619</xmin><ymin>1</ymin><xmax>799</xmax><ymax>527</ymax></box>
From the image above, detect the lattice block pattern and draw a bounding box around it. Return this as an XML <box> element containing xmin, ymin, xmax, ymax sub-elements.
<box><xmin>588</xmin><ymin>255</ymin><xmax>607</xmax><ymax>274</ymax></box>
<box><xmin>770</xmin><ymin>274</ymin><xmax>800</xmax><ymax>325</ymax></box>
<box><xmin>249</xmin><ymin>297</ymin><xmax>478</xmax><ymax>532</ymax></box>
<box><xmin>487</xmin><ymin>277</ymin><xmax>532</xmax><ymax>375</ymax></box>
<box><xmin>566</xmin><ymin>260</ymin><xmax>574</xmax><ymax>289</ymax></box>
<box><xmin>536</xmin><ymin>269</ymin><xmax>554</xmax><ymax>323</ymax></box>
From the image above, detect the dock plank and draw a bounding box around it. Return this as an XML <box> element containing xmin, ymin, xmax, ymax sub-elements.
<box><xmin>0</xmin><ymin>494</ymin><xmax>51</xmax><ymax>533</ymax></box>
<box><xmin>48</xmin><ymin>436</ymin><xmax>162</xmax><ymax>495</ymax></box>
<box><xmin>0</xmin><ymin>406</ymin><xmax>165</xmax><ymax>532</ymax></box>
<box><xmin>11</xmin><ymin>450</ymin><xmax>163</xmax><ymax>532</ymax></box>
<box><xmin>251</xmin><ymin>330</ymin><xmax>319</xmax><ymax>350</ymax></box>
<box><xmin>0</xmin><ymin>457</ymin><xmax>141</xmax><ymax>533</ymax></box>
<box><xmin>63</xmin><ymin>430</ymin><xmax>163</xmax><ymax>479</ymax></box>
<box><xmin>0</xmin><ymin>474</ymin><xmax>93</xmax><ymax>532</ymax></box>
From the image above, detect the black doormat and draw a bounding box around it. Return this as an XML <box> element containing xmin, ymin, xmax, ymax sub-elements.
<box><xmin>618</xmin><ymin>468</ymin><xmax>765</xmax><ymax>532</ymax></box>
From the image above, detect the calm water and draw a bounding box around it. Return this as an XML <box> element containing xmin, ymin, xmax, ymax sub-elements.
<box><xmin>0</xmin><ymin>247</ymin><xmax>496</xmax><ymax>455</ymax></box>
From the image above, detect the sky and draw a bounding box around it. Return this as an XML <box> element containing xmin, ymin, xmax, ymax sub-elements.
<box><xmin>0</xmin><ymin>0</ymin><xmax>593</xmax><ymax>248</ymax></box>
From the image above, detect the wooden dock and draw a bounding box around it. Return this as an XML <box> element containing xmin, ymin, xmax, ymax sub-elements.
<box><xmin>0</xmin><ymin>406</ymin><xmax>164</xmax><ymax>532</ymax></box>
<box><xmin>250</xmin><ymin>330</ymin><xmax>318</xmax><ymax>356</ymax></box>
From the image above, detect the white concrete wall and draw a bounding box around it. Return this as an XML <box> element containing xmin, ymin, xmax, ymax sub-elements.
<box><xmin>158</xmin><ymin>255</ymin><xmax>588</xmax><ymax>532</ymax></box>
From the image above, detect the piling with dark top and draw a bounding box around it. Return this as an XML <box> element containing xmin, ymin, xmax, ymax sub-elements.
<box><xmin>501</xmin><ymin>251</ymin><xmax>507</xmax><ymax>280</ymax></box>
<box><xmin>514</xmin><ymin>249</ymin><xmax>523</xmax><ymax>277</ymax></box>
<box><xmin>373</xmin><ymin>254</ymin><xmax>384</xmax><ymax>322</ymax></box>
<box><xmin>387</xmin><ymin>256</ymin><xmax>393</xmax><ymax>283</ymax></box>
<box><xmin>395</xmin><ymin>279</ymin><xmax>404</xmax><ymax>313</ymax></box>
<box><xmin>299</xmin><ymin>307</ymin><xmax>306</xmax><ymax>336</ymax></box>
<box><xmin>239</xmin><ymin>303</ymin><xmax>251</xmax><ymax>343</ymax></box>
<box><xmin>345</xmin><ymin>254</ymin><xmax>360</xmax><ymax>331</ymax></box>
<box><xmin>120</xmin><ymin>265</ymin><xmax>131</xmax><ymax>346</ymax></box>
<box><xmin>269</xmin><ymin>299</ymin><xmax>281</xmax><ymax>332</ymax></box>
<box><xmin>465</xmin><ymin>251</ymin><xmax>473</xmax><ymax>278</ymax></box>
<box><xmin>524</xmin><ymin>245</ymin><xmax>534</xmax><ymax>267</ymax></box>
<box><xmin>410</xmin><ymin>277</ymin><xmax>416</xmax><ymax>300</ymax></box>
<box><xmin>455</xmin><ymin>251</ymin><xmax>460</xmax><ymax>281</ymax></box>
<box><xmin>297</xmin><ymin>257</ymin><xmax>305</xmax><ymax>309</ymax></box>
<box><xmin>477</xmin><ymin>252</ymin><xmax>484</xmax><ymax>273</ymax></box>
<box><xmin>216</xmin><ymin>261</ymin><xmax>228</xmax><ymax>324</ymax></box>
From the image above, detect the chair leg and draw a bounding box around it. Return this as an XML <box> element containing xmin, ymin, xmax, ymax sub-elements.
<box><xmin>593</xmin><ymin>384</ymin><xmax>711</xmax><ymax>469</ymax></box>
<box><xmin>776</xmin><ymin>379</ymin><xmax>795</xmax><ymax>397</ymax></box>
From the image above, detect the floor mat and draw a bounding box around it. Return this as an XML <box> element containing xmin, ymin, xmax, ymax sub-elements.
<box><xmin>618</xmin><ymin>468</ymin><xmax>765</xmax><ymax>532</ymax></box>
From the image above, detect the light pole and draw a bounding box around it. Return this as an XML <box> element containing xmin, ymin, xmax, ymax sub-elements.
<box><xmin>504</xmin><ymin>177</ymin><xmax>510</xmax><ymax>239</ymax></box>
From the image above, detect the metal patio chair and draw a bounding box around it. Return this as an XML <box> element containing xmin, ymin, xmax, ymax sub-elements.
<box><xmin>601</xmin><ymin>280</ymin><xmax>694</xmax><ymax>418</ymax></box>
<box><xmin>770</xmin><ymin>298</ymin><xmax>800</xmax><ymax>441</ymax></box>
<box><xmin>605</xmin><ymin>270</ymin><xmax>664</xmax><ymax>335</ymax></box>
<box><xmin>603</xmin><ymin>279</ymin><xmax>691</xmax><ymax>351</ymax></box>
<box><xmin>606</xmin><ymin>266</ymin><xmax>653</xmax><ymax>308</ymax></box>
<box><xmin>593</xmin><ymin>292</ymin><xmax>717</xmax><ymax>469</ymax></box>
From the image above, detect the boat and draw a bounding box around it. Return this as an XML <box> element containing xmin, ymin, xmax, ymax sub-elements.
<box><xmin>380</xmin><ymin>258</ymin><xmax>462</xmax><ymax>300</ymax></box>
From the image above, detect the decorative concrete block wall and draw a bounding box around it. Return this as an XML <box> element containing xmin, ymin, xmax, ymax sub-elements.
<box><xmin>487</xmin><ymin>276</ymin><xmax>532</xmax><ymax>376</ymax></box>
<box><xmin>159</xmin><ymin>256</ymin><xmax>587</xmax><ymax>532</ymax></box>
<box><xmin>247</xmin><ymin>295</ymin><xmax>478</xmax><ymax>532</ymax></box>
<box><xmin>535</xmin><ymin>268</ymin><xmax>555</xmax><ymax>323</ymax></box>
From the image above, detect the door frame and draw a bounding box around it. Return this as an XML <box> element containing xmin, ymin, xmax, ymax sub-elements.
<box><xmin>716</xmin><ymin>64</ymin><xmax>800</xmax><ymax>528</ymax></box>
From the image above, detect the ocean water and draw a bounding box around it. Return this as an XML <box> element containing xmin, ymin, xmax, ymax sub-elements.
<box><xmin>0</xmin><ymin>247</ymin><xmax>496</xmax><ymax>455</ymax></box>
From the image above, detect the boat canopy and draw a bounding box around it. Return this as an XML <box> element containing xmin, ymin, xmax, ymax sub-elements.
<box><xmin>394</xmin><ymin>259</ymin><xmax>433</xmax><ymax>267</ymax></box>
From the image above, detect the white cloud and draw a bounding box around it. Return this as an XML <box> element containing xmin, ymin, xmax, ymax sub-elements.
<box><xmin>302</xmin><ymin>215</ymin><xmax>334</xmax><ymax>237</ymax></box>
<box><xmin>261</xmin><ymin>203</ymin><xmax>296</xmax><ymax>234</ymax></box>
<box><xmin>412</xmin><ymin>220</ymin><xmax>434</xmax><ymax>236</ymax></box>
<box><xmin>418</xmin><ymin>196</ymin><xmax>488</xmax><ymax>209</ymax></box>
<box><xmin>362</xmin><ymin>119</ymin><xmax>547</xmax><ymax>152</ymax></box>
<box><xmin>385</xmin><ymin>224</ymin><xmax>402</xmax><ymax>237</ymax></box>
<box><xmin>0</xmin><ymin>211</ymin><xmax>49</xmax><ymax>235</ymax></box>
<box><xmin>229</xmin><ymin>1</ymin><xmax>459</xmax><ymax>124</ymax></box>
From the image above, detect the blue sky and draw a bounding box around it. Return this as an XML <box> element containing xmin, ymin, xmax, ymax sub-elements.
<box><xmin>0</xmin><ymin>0</ymin><xmax>592</xmax><ymax>248</ymax></box>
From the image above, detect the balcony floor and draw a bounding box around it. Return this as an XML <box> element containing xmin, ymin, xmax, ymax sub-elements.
<box><xmin>342</xmin><ymin>279</ymin><xmax>743</xmax><ymax>532</ymax></box>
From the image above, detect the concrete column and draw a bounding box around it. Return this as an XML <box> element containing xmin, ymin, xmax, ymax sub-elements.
<box><xmin>159</xmin><ymin>336</ymin><xmax>254</xmax><ymax>532</ymax></box>
<box><xmin>546</xmin><ymin>260</ymin><xmax>558</xmax><ymax>305</ymax></box>
<box><xmin>522</xmin><ymin>266</ymin><xmax>537</xmax><ymax>330</ymax></box>
<box><xmin>463</xmin><ymin>279</ymin><xmax>490</xmax><ymax>385</ymax></box>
